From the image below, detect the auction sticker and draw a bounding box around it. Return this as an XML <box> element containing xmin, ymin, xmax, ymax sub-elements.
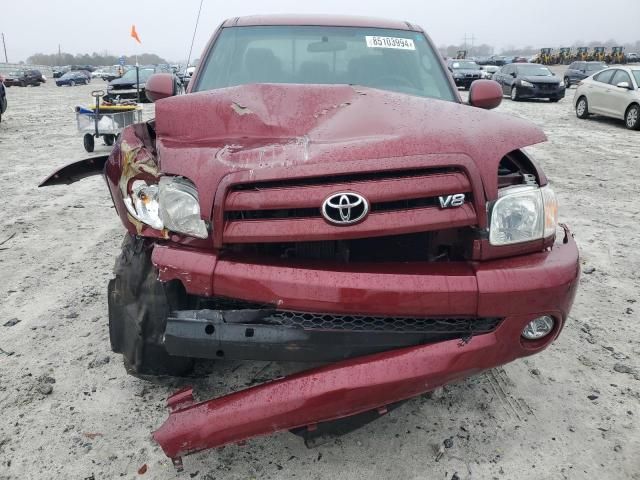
<box><xmin>365</xmin><ymin>36</ymin><xmax>415</xmax><ymax>50</ymax></box>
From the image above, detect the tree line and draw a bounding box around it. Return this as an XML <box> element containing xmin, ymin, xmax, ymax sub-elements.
<box><xmin>25</xmin><ymin>52</ymin><xmax>169</xmax><ymax>66</ymax></box>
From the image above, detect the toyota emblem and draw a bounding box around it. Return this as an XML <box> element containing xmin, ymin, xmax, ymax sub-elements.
<box><xmin>321</xmin><ymin>192</ymin><xmax>369</xmax><ymax>225</ymax></box>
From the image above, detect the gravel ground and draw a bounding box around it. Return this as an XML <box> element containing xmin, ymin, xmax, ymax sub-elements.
<box><xmin>0</xmin><ymin>73</ymin><xmax>639</xmax><ymax>480</ymax></box>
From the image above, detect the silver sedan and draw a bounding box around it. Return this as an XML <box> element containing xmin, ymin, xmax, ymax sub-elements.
<box><xmin>574</xmin><ymin>66</ymin><xmax>640</xmax><ymax>130</ymax></box>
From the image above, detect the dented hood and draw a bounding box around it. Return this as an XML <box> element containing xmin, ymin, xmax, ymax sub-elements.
<box><xmin>154</xmin><ymin>84</ymin><xmax>546</xmax><ymax>216</ymax></box>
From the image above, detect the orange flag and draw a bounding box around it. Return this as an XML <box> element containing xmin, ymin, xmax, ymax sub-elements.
<box><xmin>131</xmin><ymin>25</ymin><xmax>141</xmax><ymax>44</ymax></box>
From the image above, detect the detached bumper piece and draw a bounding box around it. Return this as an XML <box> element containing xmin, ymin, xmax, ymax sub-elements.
<box><xmin>164</xmin><ymin>309</ymin><xmax>502</xmax><ymax>362</ymax></box>
<box><xmin>154</xmin><ymin>329</ymin><xmax>523</xmax><ymax>468</ymax></box>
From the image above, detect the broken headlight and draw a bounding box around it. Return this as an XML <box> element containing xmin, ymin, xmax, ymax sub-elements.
<box><xmin>489</xmin><ymin>185</ymin><xmax>557</xmax><ymax>246</ymax></box>
<box><xmin>124</xmin><ymin>177</ymin><xmax>208</xmax><ymax>239</ymax></box>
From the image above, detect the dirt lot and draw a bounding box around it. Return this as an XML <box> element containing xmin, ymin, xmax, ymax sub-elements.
<box><xmin>0</xmin><ymin>72</ymin><xmax>639</xmax><ymax>480</ymax></box>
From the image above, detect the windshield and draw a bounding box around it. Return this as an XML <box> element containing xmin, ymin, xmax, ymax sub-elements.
<box><xmin>516</xmin><ymin>65</ymin><xmax>553</xmax><ymax>76</ymax></box>
<box><xmin>60</xmin><ymin>72</ymin><xmax>78</xmax><ymax>79</ymax></box>
<box><xmin>587</xmin><ymin>63</ymin><xmax>606</xmax><ymax>71</ymax></box>
<box><xmin>194</xmin><ymin>26</ymin><xmax>455</xmax><ymax>101</ymax></box>
<box><xmin>121</xmin><ymin>68</ymin><xmax>155</xmax><ymax>82</ymax></box>
<box><xmin>451</xmin><ymin>61</ymin><xmax>479</xmax><ymax>70</ymax></box>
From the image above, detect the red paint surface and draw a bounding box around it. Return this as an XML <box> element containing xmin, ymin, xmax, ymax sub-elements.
<box><xmin>153</xmin><ymin>312</ymin><xmax>566</xmax><ymax>461</ymax></box>
<box><xmin>152</xmin><ymin>226</ymin><xmax>578</xmax><ymax>318</ymax></box>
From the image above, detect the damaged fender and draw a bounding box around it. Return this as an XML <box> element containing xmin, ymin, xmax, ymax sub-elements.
<box><xmin>38</xmin><ymin>155</ymin><xmax>109</xmax><ymax>187</ymax></box>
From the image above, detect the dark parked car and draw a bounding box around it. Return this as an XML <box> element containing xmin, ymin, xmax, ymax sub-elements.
<box><xmin>104</xmin><ymin>66</ymin><xmax>171</xmax><ymax>102</ymax></box>
<box><xmin>494</xmin><ymin>63</ymin><xmax>565</xmax><ymax>101</ymax></box>
<box><xmin>486</xmin><ymin>55</ymin><xmax>506</xmax><ymax>66</ymax></box>
<box><xmin>0</xmin><ymin>76</ymin><xmax>7</xmax><ymax>122</ymax></box>
<box><xmin>447</xmin><ymin>59</ymin><xmax>483</xmax><ymax>89</ymax></box>
<box><xmin>42</xmin><ymin>14</ymin><xmax>578</xmax><ymax>468</ymax></box>
<box><xmin>53</xmin><ymin>66</ymin><xmax>70</xmax><ymax>78</ymax></box>
<box><xmin>563</xmin><ymin>61</ymin><xmax>607</xmax><ymax>88</ymax></box>
<box><xmin>3</xmin><ymin>69</ymin><xmax>45</xmax><ymax>87</ymax></box>
<box><xmin>56</xmin><ymin>71</ymin><xmax>90</xmax><ymax>86</ymax></box>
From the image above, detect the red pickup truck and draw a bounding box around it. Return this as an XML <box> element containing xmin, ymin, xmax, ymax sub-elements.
<box><xmin>42</xmin><ymin>14</ymin><xmax>579</xmax><ymax>469</ymax></box>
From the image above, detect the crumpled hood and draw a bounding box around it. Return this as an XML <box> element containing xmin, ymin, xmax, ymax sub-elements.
<box><xmin>154</xmin><ymin>83</ymin><xmax>546</xmax><ymax>215</ymax></box>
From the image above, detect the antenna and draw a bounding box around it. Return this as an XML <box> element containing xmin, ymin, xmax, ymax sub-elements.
<box><xmin>186</xmin><ymin>0</ymin><xmax>204</xmax><ymax>68</ymax></box>
<box><xmin>1</xmin><ymin>33</ymin><xmax>8</xmax><ymax>63</ymax></box>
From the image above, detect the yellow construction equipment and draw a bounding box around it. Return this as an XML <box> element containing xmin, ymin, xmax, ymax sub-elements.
<box><xmin>591</xmin><ymin>47</ymin><xmax>606</xmax><ymax>62</ymax></box>
<box><xmin>558</xmin><ymin>48</ymin><xmax>572</xmax><ymax>65</ymax></box>
<box><xmin>536</xmin><ymin>48</ymin><xmax>554</xmax><ymax>65</ymax></box>
<box><xmin>609</xmin><ymin>47</ymin><xmax>625</xmax><ymax>64</ymax></box>
<box><xmin>576</xmin><ymin>47</ymin><xmax>589</xmax><ymax>61</ymax></box>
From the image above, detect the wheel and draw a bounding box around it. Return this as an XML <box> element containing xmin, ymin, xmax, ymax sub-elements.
<box><xmin>108</xmin><ymin>234</ymin><xmax>194</xmax><ymax>379</ymax></box>
<box><xmin>83</xmin><ymin>133</ymin><xmax>95</xmax><ymax>152</ymax></box>
<box><xmin>625</xmin><ymin>104</ymin><xmax>640</xmax><ymax>130</ymax></box>
<box><xmin>20</xmin><ymin>80</ymin><xmax>26</xmax><ymax>87</ymax></box>
<box><xmin>104</xmin><ymin>134</ymin><xmax>115</xmax><ymax>146</ymax></box>
<box><xmin>69</xmin><ymin>80</ymin><xmax>75</xmax><ymax>87</ymax></box>
<box><xmin>510</xmin><ymin>86</ymin><xmax>519</xmax><ymax>101</ymax></box>
<box><xmin>576</xmin><ymin>96</ymin><xmax>590</xmax><ymax>119</ymax></box>
<box><xmin>564</xmin><ymin>77</ymin><xmax>571</xmax><ymax>89</ymax></box>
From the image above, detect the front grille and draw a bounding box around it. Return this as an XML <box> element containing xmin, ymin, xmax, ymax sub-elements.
<box><xmin>221</xmin><ymin>166</ymin><xmax>478</xmax><ymax>247</ymax></box>
<box><xmin>534</xmin><ymin>83</ymin><xmax>557</xmax><ymax>91</ymax></box>
<box><xmin>263</xmin><ymin>311</ymin><xmax>502</xmax><ymax>334</ymax></box>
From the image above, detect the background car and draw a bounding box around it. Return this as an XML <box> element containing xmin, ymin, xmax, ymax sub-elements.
<box><xmin>104</xmin><ymin>65</ymin><xmax>173</xmax><ymax>102</ymax></box>
<box><xmin>480</xmin><ymin>65</ymin><xmax>500</xmax><ymax>79</ymax></box>
<box><xmin>3</xmin><ymin>69</ymin><xmax>45</xmax><ymax>87</ymax></box>
<box><xmin>446</xmin><ymin>59</ymin><xmax>483</xmax><ymax>90</ymax></box>
<box><xmin>55</xmin><ymin>71</ymin><xmax>90</xmax><ymax>86</ymax></box>
<box><xmin>493</xmin><ymin>63</ymin><xmax>565</xmax><ymax>101</ymax></box>
<box><xmin>0</xmin><ymin>76</ymin><xmax>7</xmax><ymax>122</ymax></box>
<box><xmin>564</xmin><ymin>61</ymin><xmax>607</xmax><ymax>88</ymax></box>
<box><xmin>574</xmin><ymin>66</ymin><xmax>640</xmax><ymax>130</ymax></box>
<box><xmin>53</xmin><ymin>66</ymin><xmax>69</xmax><ymax>78</ymax></box>
<box><xmin>626</xmin><ymin>53</ymin><xmax>640</xmax><ymax>63</ymax></box>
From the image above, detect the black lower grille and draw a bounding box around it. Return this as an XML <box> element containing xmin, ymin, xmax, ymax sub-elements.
<box><xmin>263</xmin><ymin>312</ymin><xmax>502</xmax><ymax>334</ymax></box>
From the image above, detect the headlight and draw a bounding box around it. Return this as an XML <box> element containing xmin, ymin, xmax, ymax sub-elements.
<box><xmin>520</xmin><ymin>80</ymin><xmax>535</xmax><ymax>88</ymax></box>
<box><xmin>123</xmin><ymin>177</ymin><xmax>208</xmax><ymax>239</ymax></box>
<box><xmin>158</xmin><ymin>177</ymin><xmax>208</xmax><ymax>239</ymax></box>
<box><xmin>453</xmin><ymin>73</ymin><xmax>463</xmax><ymax>78</ymax></box>
<box><xmin>489</xmin><ymin>185</ymin><xmax>557</xmax><ymax>246</ymax></box>
<box><xmin>124</xmin><ymin>180</ymin><xmax>162</xmax><ymax>230</ymax></box>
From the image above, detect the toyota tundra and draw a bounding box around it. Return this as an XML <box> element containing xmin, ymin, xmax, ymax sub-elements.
<box><xmin>41</xmin><ymin>14</ymin><xmax>580</xmax><ymax>469</ymax></box>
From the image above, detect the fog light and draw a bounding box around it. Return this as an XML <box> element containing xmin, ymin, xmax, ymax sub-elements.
<box><xmin>521</xmin><ymin>316</ymin><xmax>555</xmax><ymax>340</ymax></box>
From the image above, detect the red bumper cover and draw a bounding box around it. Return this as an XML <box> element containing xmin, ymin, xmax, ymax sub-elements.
<box><xmin>152</xmin><ymin>228</ymin><xmax>579</xmax><ymax>464</ymax></box>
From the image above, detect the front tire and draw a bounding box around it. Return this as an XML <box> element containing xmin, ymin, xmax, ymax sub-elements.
<box><xmin>564</xmin><ymin>77</ymin><xmax>571</xmax><ymax>89</ymax></box>
<box><xmin>108</xmin><ymin>234</ymin><xmax>194</xmax><ymax>379</ymax></box>
<box><xmin>510</xmin><ymin>86</ymin><xmax>519</xmax><ymax>101</ymax></box>
<box><xmin>576</xmin><ymin>96</ymin><xmax>590</xmax><ymax>119</ymax></box>
<box><xmin>626</xmin><ymin>104</ymin><xmax>640</xmax><ymax>130</ymax></box>
<box><xmin>69</xmin><ymin>80</ymin><xmax>75</xmax><ymax>87</ymax></box>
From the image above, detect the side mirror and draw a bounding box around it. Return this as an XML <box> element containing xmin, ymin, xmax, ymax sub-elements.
<box><xmin>468</xmin><ymin>80</ymin><xmax>502</xmax><ymax>110</ymax></box>
<box><xmin>145</xmin><ymin>73</ymin><xmax>179</xmax><ymax>102</ymax></box>
<box><xmin>616</xmin><ymin>81</ymin><xmax>631</xmax><ymax>89</ymax></box>
<box><xmin>511</xmin><ymin>72</ymin><xmax>517</xmax><ymax>78</ymax></box>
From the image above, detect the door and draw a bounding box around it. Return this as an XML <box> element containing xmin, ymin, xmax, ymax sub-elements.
<box><xmin>588</xmin><ymin>69</ymin><xmax>616</xmax><ymax>113</ymax></box>
<box><xmin>605</xmin><ymin>70</ymin><xmax>635</xmax><ymax>119</ymax></box>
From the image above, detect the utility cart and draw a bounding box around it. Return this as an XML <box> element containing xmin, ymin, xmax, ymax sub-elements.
<box><xmin>76</xmin><ymin>90</ymin><xmax>142</xmax><ymax>152</ymax></box>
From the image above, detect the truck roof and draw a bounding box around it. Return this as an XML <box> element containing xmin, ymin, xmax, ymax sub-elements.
<box><xmin>222</xmin><ymin>14</ymin><xmax>422</xmax><ymax>32</ymax></box>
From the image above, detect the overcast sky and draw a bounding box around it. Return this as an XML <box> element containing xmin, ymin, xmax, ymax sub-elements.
<box><xmin>2</xmin><ymin>0</ymin><xmax>639</xmax><ymax>62</ymax></box>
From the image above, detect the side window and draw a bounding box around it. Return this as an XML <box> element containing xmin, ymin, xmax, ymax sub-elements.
<box><xmin>594</xmin><ymin>70</ymin><xmax>615</xmax><ymax>84</ymax></box>
<box><xmin>610</xmin><ymin>69</ymin><xmax>632</xmax><ymax>86</ymax></box>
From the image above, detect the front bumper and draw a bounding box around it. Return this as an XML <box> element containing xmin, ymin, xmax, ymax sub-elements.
<box><xmin>518</xmin><ymin>83</ymin><xmax>566</xmax><ymax>99</ymax></box>
<box><xmin>152</xmin><ymin>227</ymin><xmax>579</xmax><ymax>465</ymax></box>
